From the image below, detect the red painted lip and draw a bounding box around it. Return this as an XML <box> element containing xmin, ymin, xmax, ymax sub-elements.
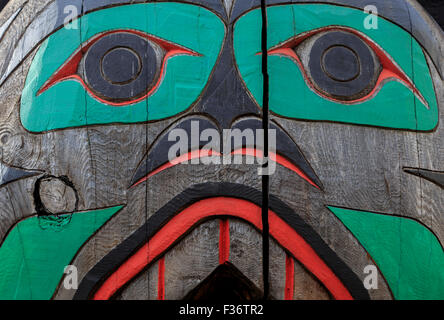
<box><xmin>92</xmin><ymin>197</ymin><xmax>353</xmax><ymax>300</ymax></box>
<box><xmin>130</xmin><ymin>147</ymin><xmax>320</xmax><ymax>189</ymax></box>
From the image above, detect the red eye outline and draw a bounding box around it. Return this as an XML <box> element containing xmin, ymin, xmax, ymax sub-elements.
<box><xmin>37</xmin><ymin>29</ymin><xmax>201</xmax><ymax>106</ymax></box>
<box><xmin>265</xmin><ymin>26</ymin><xmax>429</xmax><ymax>108</ymax></box>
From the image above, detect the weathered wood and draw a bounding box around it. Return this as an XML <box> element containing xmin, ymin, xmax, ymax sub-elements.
<box><xmin>0</xmin><ymin>0</ymin><xmax>442</xmax><ymax>300</ymax></box>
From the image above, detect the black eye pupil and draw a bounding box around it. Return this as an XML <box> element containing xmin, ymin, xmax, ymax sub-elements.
<box><xmin>101</xmin><ymin>48</ymin><xmax>141</xmax><ymax>85</ymax></box>
<box><xmin>308</xmin><ymin>31</ymin><xmax>379</xmax><ymax>101</ymax></box>
<box><xmin>322</xmin><ymin>45</ymin><xmax>360</xmax><ymax>82</ymax></box>
<box><xmin>82</xmin><ymin>32</ymin><xmax>160</xmax><ymax>102</ymax></box>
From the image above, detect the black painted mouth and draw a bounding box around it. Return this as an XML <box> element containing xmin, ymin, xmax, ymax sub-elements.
<box><xmin>130</xmin><ymin>116</ymin><xmax>323</xmax><ymax>189</ymax></box>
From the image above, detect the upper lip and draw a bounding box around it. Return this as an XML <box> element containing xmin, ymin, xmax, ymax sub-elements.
<box><xmin>129</xmin><ymin>116</ymin><xmax>323</xmax><ymax>189</ymax></box>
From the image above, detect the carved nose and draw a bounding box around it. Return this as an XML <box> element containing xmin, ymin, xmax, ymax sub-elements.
<box><xmin>195</xmin><ymin>30</ymin><xmax>260</xmax><ymax>129</ymax></box>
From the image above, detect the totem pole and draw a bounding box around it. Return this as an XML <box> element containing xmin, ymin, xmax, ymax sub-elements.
<box><xmin>0</xmin><ymin>0</ymin><xmax>442</xmax><ymax>300</ymax></box>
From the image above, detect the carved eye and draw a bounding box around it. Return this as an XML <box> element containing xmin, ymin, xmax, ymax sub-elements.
<box><xmin>268</xmin><ymin>27</ymin><xmax>428</xmax><ymax>107</ymax></box>
<box><xmin>38</xmin><ymin>30</ymin><xmax>199</xmax><ymax>105</ymax></box>
<box><xmin>306</xmin><ymin>31</ymin><xmax>378</xmax><ymax>101</ymax></box>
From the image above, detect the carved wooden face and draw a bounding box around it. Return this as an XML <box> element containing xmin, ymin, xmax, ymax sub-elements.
<box><xmin>0</xmin><ymin>0</ymin><xmax>442</xmax><ymax>300</ymax></box>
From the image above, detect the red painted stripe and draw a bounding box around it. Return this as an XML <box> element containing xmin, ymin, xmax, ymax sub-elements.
<box><xmin>285</xmin><ymin>254</ymin><xmax>295</xmax><ymax>300</ymax></box>
<box><xmin>219</xmin><ymin>219</ymin><xmax>230</xmax><ymax>264</ymax></box>
<box><xmin>231</xmin><ymin>148</ymin><xmax>319</xmax><ymax>189</ymax></box>
<box><xmin>132</xmin><ymin>148</ymin><xmax>319</xmax><ymax>189</ymax></box>
<box><xmin>92</xmin><ymin>197</ymin><xmax>353</xmax><ymax>300</ymax></box>
<box><xmin>132</xmin><ymin>149</ymin><xmax>221</xmax><ymax>187</ymax></box>
<box><xmin>157</xmin><ymin>257</ymin><xmax>165</xmax><ymax>300</ymax></box>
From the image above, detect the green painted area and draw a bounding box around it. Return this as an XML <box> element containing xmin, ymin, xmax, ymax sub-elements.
<box><xmin>21</xmin><ymin>3</ymin><xmax>225</xmax><ymax>132</ymax></box>
<box><xmin>234</xmin><ymin>4</ymin><xmax>438</xmax><ymax>130</ymax></box>
<box><xmin>0</xmin><ymin>205</ymin><xmax>123</xmax><ymax>300</ymax></box>
<box><xmin>328</xmin><ymin>206</ymin><xmax>444</xmax><ymax>300</ymax></box>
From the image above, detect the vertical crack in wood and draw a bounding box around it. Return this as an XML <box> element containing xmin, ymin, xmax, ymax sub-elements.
<box><xmin>145</xmin><ymin>7</ymin><xmax>151</xmax><ymax>299</ymax></box>
<box><xmin>260</xmin><ymin>0</ymin><xmax>270</xmax><ymax>300</ymax></box>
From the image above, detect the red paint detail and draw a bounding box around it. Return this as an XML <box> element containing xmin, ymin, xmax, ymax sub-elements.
<box><xmin>132</xmin><ymin>149</ymin><xmax>221</xmax><ymax>187</ymax></box>
<box><xmin>285</xmin><ymin>254</ymin><xmax>295</xmax><ymax>300</ymax></box>
<box><xmin>92</xmin><ymin>197</ymin><xmax>353</xmax><ymax>300</ymax></box>
<box><xmin>157</xmin><ymin>257</ymin><xmax>165</xmax><ymax>300</ymax></box>
<box><xmin>219</xmin><ymin>219</ymin><xmax>230</xmax><ymax>264</ymax></box>
<box><xmin>37</xmin><ymin>29</ymin><xmax>200</xmax><ymax>106</ymax></box>
<box><xmin>231</xmin><ymin>148</ymin><xmax>320</xmax><ymax>189</ymax></box>
<box><xmin>37</xmin><ymin>51</ymin><xmax>84</xmax><ymax>95</ymax></box>
<box><xmin>131</xmin><ymin>148</ymin><xmax>319</xmax><ymax>189</ymax></box>
<box><xmin>266</xmin><ymin>26</ymin><xmax>428</xmax><ymax>107</ymax></box>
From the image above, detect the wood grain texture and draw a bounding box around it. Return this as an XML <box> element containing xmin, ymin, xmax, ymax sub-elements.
<box><xmin>108</xmin><ymin>218</ymin><xmax>327</xmax><ymax>300</ymax></box>
<box><xmin>293</xmin><ymin>258</ymin><xmax>330</xmax><ymax>300</ymax></box>
<box><xmin>0</xmin><ymin>0</ymin><xmax>442</xmax><ymax>300</ymax></box>
<box><xmin>416</xmin><ymin>55</ymin><xmax>444</xmax><ymax>243</ymax></box>
<box><xmin>114</xmin><ymin>259</ymin><xmax>158</xmax><ymax>300</ymax></box>
<box><xmin>163</xmin><ymin>219</ymin><xmax>220</xmax><ymax>300</ymax></box>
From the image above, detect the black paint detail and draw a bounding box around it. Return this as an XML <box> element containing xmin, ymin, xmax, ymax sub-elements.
<box><xmin>322</xmin><ymin>46</ymin><xmax>359</xmax><ymax>82</ymax></box>
<box><xmin>232</xmin><ymin>118</ymin><xmax>323</xmax><ymax>189</ymax></box>
<box><xmin>196</xmin><ymin>27</ymin><xmax>260</xmax><ymax>129</ymax></box>
<box><xmin>82</xmin><ymin>32</ymin><xmax>159</xmax><ymax>101</ymax></box>
<box><xmin>404</xmin><ymin>167</ymin><xmax>444</xmax><ymax>189</ymax></box>
<box><xmin>308</xmin><ymin>31</ymin><xmax>378</xmax><ymax>100</ymax></box>
<box><xmin>221</xmin><ymin>0</ymin><xmax>236</xmax><ymax>18</ymax></box>
<box><xmin>130</xmin><ymin>116</ymin><xmax>220</xmax><ymax>186</ymax></box>
<box><xmin>0</xmin><ymin>0</ymin><xmax>9</xmax><ymax>12</ymax></box>
<box><xmin>2</xmin><ymin>0</ymin><xmax>442</xmax><ymax>89</ymax></box>
<box><xmin>101</xmin><ymin>48</ymin><xmax>141</xmax><ymax>85</ymax></box>
<box><xmin>229</xmin><ymin>0</ymin><xmax>443</xmax><ymax>79</ymax></box>
<box><xmin>54</xmin><ymin>0</ymin><xmax>83</xmax><ymax>28</ymax></box>
<box><xmin>130</xmin><ymin>116</ymin><xmax>322</xmax><ymax>189</ymax></box>
<box><xmin>74</xmin><ymin>182</ymin><xmax>370</xmax><ymax>300</ymax></box>
<box><xmin>183</xmin><ymin>262</ymin><xmax>265</xmax><ymax>301</ymax></box>
<box><xmin>33</xmin><ymin>175</ymin><xmax>79</xmax><ymax>216</ymax></box>
<box><xmin>260</xmin><ymin>0</ymin><xmax>270</xmax><ymax>300</ymax></box>
<box><xmin>230</xmin><ymin>0</ymin><xmax>258</xmax><ymax>22</ymax></box>
<box><xmin>83</xmin><ymin>0</ymin><xmax>134</xmax><ymax>13</ymax></box>
<box><xmin>83</xmin><ymin>0</ymin><xmax>228</xmax><ymax>20</ymax></box>
<box><xmin>0</xmin><ymin>164</ymin><xmax>41</xmax><ymax>188</ymax></box>
<box><xmin>418</xmin><ymin>0</ymin><xmax>444</xmax><ymax>30</ymax></box>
